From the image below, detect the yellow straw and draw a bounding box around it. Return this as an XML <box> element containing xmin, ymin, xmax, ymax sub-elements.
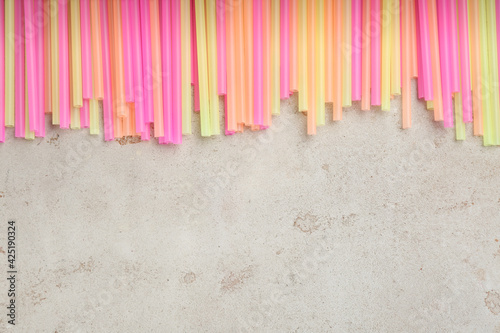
<box><xmin>342</xmin><ymin>0</ymin><xmax>352</xmax><ymax>107</ymax></box>
<box><xmin>486</xmin><ymin>0</ymin><xmax>500</xmax><ymax>145</ymax></box>
<box><xmin>90</xmin><ymin>99</ymin><xmax>99</xmax><ymax>134</ymax></box>
<box><xmin>70</xmin><ymin>0</ymin><xmax>83</xmax><ymax>108</ymax></box>
<box><xmin>271</xmin><ymin>0</ymin><xmax>280</xmax><ymax>115</ymax></box>
<box><xmin>316</xmin><ymin>0</ymin><xmax>325</xmax><ymax>125</ymax></box>
<box><xmin>195</xmin><ymin>0</ymin><xmax>211</xmax><ymax>136</ymax></box>
<box><xmin>381</xmin><ymin>0</ymin><xmax>391</xmax><ymax>111</ymax></box>
<box><xmin>479</xmin><ymin>0</ymin><xmax>493</xmax><ymax>145</ymax></box>
<box><xmin>50</xmin><ymin>0</ymin><xmax>60</xmax><ymax>125</ymax></box>
<box><xmin>5</xmin><ymin>0</ymin><xmax>14</xmax><ymax>127</ymax></box>
<box><xmin>298</xmin><ymin>0</ymin><xmax>308</xmax><ymax>112</ymax></box>
<box><xmin>25</xmin><ymin>62</ymin><xmax>34</xmax><ymax>140</ymax></box>
<box><xmin>181</xmin><ymin>0</ymin><xmax>192</xmax><ymax>134</ymax></box>
<box><xmin>391</xmin><ymin>0</ymin><xmax>400</xmax><ymax>95</ymax></box>
<box><xmin>454</xmin><ymin>93</ymin><xmax>465</xmax><ymax>140</ymax></box>
<box><xmin>427</xmin><ymin>100</ymin><xmax>434</xmax><ymax>110</ymax></box>
<box><xmin>206</xmin><ymin>0</ymin><xmax>219</xmax><ymax>135</ymax></box>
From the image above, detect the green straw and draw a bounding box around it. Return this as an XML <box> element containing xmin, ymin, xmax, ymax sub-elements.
<box><xmin>454</xmin><ymin>94</ymin><xmax>466</xmax><ymax>140</ymax></box>
<box><xmin>486</xmin><ymin>0</ymin><xmax>500</xmax><ymax>145</ymax></box>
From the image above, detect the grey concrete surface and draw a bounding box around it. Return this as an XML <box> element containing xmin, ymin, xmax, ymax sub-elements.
<box><xmin>0</xmin><ymin>85</ymin><xmax>500</xmax><ymax>332</ymax></box>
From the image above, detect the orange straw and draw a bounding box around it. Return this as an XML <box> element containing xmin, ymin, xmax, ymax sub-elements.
<box><xmin>325</xmin><ymin>0</ymin><xmax>334</xmax><ymax>103</ymax></box>
<box><xmin>427</xmin><ymin>0</ymin><xmax>443</xmax><ymax>121</ymax></box>
<box><xmin>149</xmin><ymin>0</ymin><xmax>164</xmax><ymax>137</ymax></box>
<box><xmin>333</xmin><ymin>0</ymin><xmax>342</xmax><ymax>120</ymax></box>
<box><xmin>468</xmin><ymin>0</ymin><xmax>483</xmax><ymax>135</ymax></box>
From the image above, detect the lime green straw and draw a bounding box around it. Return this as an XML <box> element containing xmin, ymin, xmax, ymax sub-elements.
<box><xmin>427</xmin><ymin>100</ymin><xmax>434</xmax><ymax>110</ymax></box>
<box><xmin>206</xmin><ymin>0</ymin><xmax>220</xmax><ymax>135</ymax></box>
<box><xmin>486</xmin><ymin>0</ymin><xmax>500</xmax><ymax>145</ymax></box>
<box><xmin>5</xmin><ymin>0</ymin><xmax>14</xmax><ymax>127</ymax></box>
<box><xmin>381</xmin><ymin>0</ymin><xmax>391</xmax><ymax>111</ymax></box>
<box><xmin>195</xmin><ymin>0</ymin><xmax>211</xmax><ymax>136</ymax></box>
<box><xmin>89</xmin><ymin>99</ymin><xmax>99</xmax><ymax>135</ymax></box>
<box><xmin>391</xmin><ymin>0</ymin><xmax>400</xmax><ymax>96</ymax></box>
<box><xmin>181</xmin><ymin>0</ymin><xmax>192</xmax><ymax>134</ymax></box>
<box><xmin>342</xmin><ymin>0</ymin><xmax>352</xmax><ymax>107</ymax></box>
<box><xmin>454</xmin><ymin>93</ymin><xmax>466</xmax><ymax>140</ymax></box>
<box><xmin>479</xmin><ymin>0</ymin><xmax>493</xmax><ymax>145</ymax></box>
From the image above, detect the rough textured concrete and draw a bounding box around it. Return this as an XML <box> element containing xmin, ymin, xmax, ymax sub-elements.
<box><xmin>1</xmin><ymin>86</ymin><xmax>500</xmax><ymax>332</ymax></box>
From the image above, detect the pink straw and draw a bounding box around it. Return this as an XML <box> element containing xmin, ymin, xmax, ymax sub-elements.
<box><xmin>159</xmin><ymin>0</ymin><xmax>172</xmax><ymax>144</ymax></box>
<box><xmin>352</xmin><ymin>0</ymin><xmax>362</xmax><ymax>101</ymax></box>
<box><xmin>371</xmin><ymin>0</ymin><xmax>381</xmax><ymax>105</ymax></box>
<box><xmin>80</xmin><ymin>0</ymin><xmax>92</xmax><ymax>128</ymax></box>
<box><xmin>24</xmin><ymin>0</ymin><xmax>39</xmax><ymax>134</ymax></box>
<box><xmin>190</xmin><ymin>0</ymin><xmax>200</xmax><ymax>111</ymax></box>
<box><xmin>99</xmin><ymin>0</ymin><xmax>114</xmax><ymax>140</ymax></box>
<box><xmin>0</xmin><ymin>0</ymin><xmax>4</xmax><ymax>142</ymax></box>
<box><xmin>129</xmin><ymin>0</ymin><xmax>144</xmax><ymax>134</ymax></box>
<box><xmin>436</xmin><ymin>0</ymin><xmax>453</xmax><ymax>127</ymax></box>
<box><xmin>14</xmin><ymin>0</ymin><xmax>25</xmax><ymax>137</ymax></box>
<box><xmin>36</xmin><ymin>0</ymin><xmax>44</xmax><ymax>137</ymax></box>
<box><xmin>58</xmin><ymin>0</ymin><xmax>70</xmax><ymax>129</ymax></box>
<box><xmin>417</xmin><ymin>0</ymin><xmax>433</xmax><ymax>101</ymax></box>
<box><xmin>121</xmin><ymin>0</ymin><xmax>134</xmax><ymax>102</ymax></box>
<box><xmin>216</xmin><ymin>0</ymin><xmax>226</xmax><ymax>95</ymax></box>
<box><xmin>171</xmin><ymin>0</ymin><xmax>182</xmax><ymax>144</ymax></box>
<box><xmin>458</xmin><ymin>0</ymin><xmax>471</xmax><ymax>122</ymax></box>
<box><xmin>280</xmin><ymin>0</ymin><xmax>289</xmax><ymax>99</ymax></box>
<box><xmin>139</xmin><ymin>0</ymin><xmax>154</xmax><ymax>124</ymax></box>
<box><xmin>448</xmin><ymin>0</ymin><xmax>460</xmax><ymax>93</ymax></box>
<box><xmin>415</xmin><ymin>1</ymin><xmax>424</xmax><ymax>100</ymax></box>
<box><xmin>254</xmin><ymin>0</ymin><xmax>263</xmax><ymax>126</ymax></box>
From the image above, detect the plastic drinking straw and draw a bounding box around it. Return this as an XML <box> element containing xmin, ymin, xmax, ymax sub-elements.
<box><xmin>89</xmin><ymin>98</ymin><xmax>99</xmax><ymax>134</ymax></box>
<box><xmin>352</xmin><ymin>0</ymin><xmax>362</xmax><ymax>101</ymax></box>
<box><xmin>333</xmin><ymin>0</ymin><xmax>342</xmax><ymax>119</ymax></box>
<box><xmin>280</xmin><ymin>0</ymin><xmax>289</xmax><ymax>99</ymax></box>
<box><xmin>496</xmin><ymin>0</ymin><xmax>500</xmax><ymax>140</ymax></box>
<box><xmin>69</xmin><ymin>0</ymin><xmax>83</xmax><ymax>108</ymax></box>
<box><xmin>139</xmin><ymin>0</ymin><xmax>153</xmax><ymax>124</ymax></box>
<box><xmin>99</xmin><ymin>0</ymin><xmax>113</xmax><ymax>140</ymax></box>
<box><xmin>342</xmin><ymin>0</ymin><xmax>351</xmax><ymax>107</ymax></box>
<box><xmin>401</xmin><ymin>0</ymin><xmax>411</xmax><ymax>128</ymax></box>
<box><xmin>448</xmin><ymin>0</ymin><xmax>460</xmax><ymax>93</ymax></box>
<box><xmin>159</xmin><ymin>0</ymin><xmax>172</xmax><ymax>143</ymax></box>
<box><xmin>0</xmin><ymin>0</ymin><xmax>4</xmax><ymax>142</ymax></box>
<box><xmin>90</xmin><ymin>0</ymin><xmax>103</xmax><ymax>100</ymax></box>
<box><xmin>416</xmin><ymin>0</ymin><xmax>424</xmax><ymax>99</ymax></box>
<box><xmin>454</xmin><ymin>93</ymin><xmax>465</xmax><ymax>140</ymax></box>
<box><xmin>254</xmin><ymin>0</ymin><xmax>264</xmax><ymax>126</ymax></box>
<box><xmin>307</xmin><ymin>0</ymin><xmax>316</xmax><ymax>134</ymax></box>
<box><xmin>380</xmin><ymin>0</ymin><xmax>391</xmax><ymax>111</ymax></box>
<box><xmin>68</xmin><ymin>5</ymin><xmax>80</xmax><ymax>130</ymax></box>
<box><xmin>120</xmin><ymin>0</ymin><xmax>133</xmax><ymax>102</ymax></box>
<box><xmin>478</xmin><ymin>0</ymin><xmax>492</xmax><ymax>144</ymax></box>
<box><xmin>325</xmin><ymin>0</ymin><xmax>334</xmax><ymax>103</ymax></box>
<box><xmin>437</xmin><ymin>0</ymin><xmax>453</xmax><ymax>127</ymax></box>
<box><xmin>263</xmin><ymin>0</ymin><xmax>272</xmax><ymax>127</ymax></box>
<box><xmin>370</xmin><ymin>0</ymin><xmax>381</xmax><ymax>105</ymax></box>
<box><xmin>417</xmin><ymin>0</ymin><xmax>433</xmax><ymax>101</ymax></box>
<box><xmin>224</xmin><ymin>0</ymin><xmax>235</xmax><ymax>131</ymax></box>
<box><xmin>486</xmin><ymin>0</ymin><xmax>500</xmax><ymax>145</ymax></box>
<box><xmin>289</xmin><ymin>0</ymin><xmax>298</xmax><ymax>93</ymax></box>
<box><xmin>5</xmin><ymin>0</ymin><xmax>14</xmax><ymax>127</ymax></box>
<box><xmin>427</xmin><ymin>0</ymin><xmax>443</xmax><ymax>121</ymax></box>
<box><xmin>271</xmin><ymin>0</ymin><xmax>280</xmax><ymax>115</ymax></box>
<box><xmin>457</xmin><ymin>0</ymin><xmax>471</xmax><ymax>122</ymax></box>
<box><xmin>361</xmin><ymin>0</ymin><xmax>370</xmax><ymax>110</ymax></box>
<box><xmin>14</xmin><ymin>0</ymin><xmax>24</xmax><ymax>137</ymax></box>
<box><xmin>190</xmin><ymin>0</ymin><xmax>199</xmax><ymax>112</ymax></box>
<box><xmin>107</xmin><ymin>0</ymin><xmax>122</xmax><ymax>137</ymax></box>
<box><xmin>110</xmin><ymin>0</ymin><xmax>127</xmax><ymax>119</ymax></box>
<box><xmin>80</xmin><ymin>0</ymin><xmax>92</xmax><ymax>129</ymax></box>
<box><xmin>410</xmin><ymin>0</ymin><xmax>417</xmax><ymax>77</ymax></box>
<box><xmin>50</xmin><ymin>0</ymin><xmax>59</xmax><ymax>125</ymax></box>
<box><xmin>216</xmin><ymin>0</ymin><xmax>226</xmax><ymax>95</ymax></box>
<box><xmin>24</xmin><ymin>0</ymin><xmax>39</xmax><ymax>133</ymax></box>
<box><xmin>181</xmin><ymin>0</ymin><xmax>191</xmax><ymax>134</ymax></box>
<box><xmin>25</xmin><ymin>66</ymin><xmax>34</xmax><ymax>140</ymax></box>
<box><xmin>35</xmin><ymin>0</ymin><xmax>45</xmax><ymax>136</ymax></box>
<box><xmin>468</xmin><ymin>0</ymin><xmax>482</xmax><ymax>135</ymax></box>
<box><xmin>43</xmin><ymin>0</ymin><xmax>51</xmax><ymax>115</ymax></box>
<box><xmin>127</xmin><ymin>0</ymin><xmax>143</xmax><ymax>134</ymax></box>
<box><xmin>171</xmin><ymin>0</ymin><xmax>183</xmax><ymax>141</ymax></box>
<box><xmin>206</xmin><ymin>0</ymin><xmax>219</xmax><ymax>134</ymax></box>
<box><xmin>390</xmin><ymin>0</ymin><xmax>400</xmax><ymax>96</ymax></box>
<box><xmin>195</xmin><ymin>0</ymin><xmax>211</xmax><ymax>136</ymax></box>
<box><xmin>149</xmin><ymin>0</ymin><xmax>164</xmax><ymax>137</ymax></box>
<box><xmin>316</xmin><ymin>0</ymin><xmax>325</xmax><ymax>125</ymax></box>
<box><xmin>243</xmin><ymin>0</ymin><xmax>253</xmax><ymax>125</ymax></box>
<box><xmin>233</xmin><ymin>0</ymin><xmax>243</xmax><ymax>125</ymax></box>
<box><xmin>298</xmin><ymin>0</ymin><xmax>308</xmax><ymax>111</ymax></box>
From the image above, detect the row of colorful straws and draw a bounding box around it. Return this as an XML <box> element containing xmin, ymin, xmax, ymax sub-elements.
<box><xmin>0</xmin><ymin>0</ymin><xmax>499</xmax><ymax>145</ymax></box>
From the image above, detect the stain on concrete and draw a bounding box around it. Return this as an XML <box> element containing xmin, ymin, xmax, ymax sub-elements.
<box><xmin>183</xmin><ymin>272</ymin><xmax>196</xmax><ymax>284</ymax></box>
<box><xmin>485</xmin><ymin>291</ymin><xmax>500</xmax><ymax>315</ymax></box>
<box><xmin>47</xmin><ymin>133</ymin><xmax>60</xmax><ymax>146</ymax></box>
<box><xmin>294</xmin><ymin>213</ymin><xmax>320</xmax><ymax>234</ymax></box>
<box><xmin>116</xmin><ymin>136</ymin><xmax>142</xmax><ymax>145</ymax></box>
<box><xmin>0</xmin><ymin>247</ymin><xmax>4</xmax><ymax>254</ymax></box>
<box><xmin>221</xmin><ymin>266</ymin><xmax>253</xmax><ymax>292</ymax></box>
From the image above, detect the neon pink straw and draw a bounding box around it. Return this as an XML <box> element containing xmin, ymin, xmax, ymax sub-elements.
<box><xmin>371</xmin><ymin>0</ymin><xmax>381</xmax><ymax>105</ymax></box>
<box><xmin>415</xmin><ymin>1</ymin><xmax>424</xmax><ymax>99</ymax></box>
<box><xmin>171</xmin><ymin>0</ymin><xmax>182</xmax><ymax>144</ymax></box>
<box><xmin>24</xmin><ymin>0</ymin><xmax>39</xmax><ymax>134</ymax></box>
<box><xmin>254</xmin><ymin>0</ymin><xmax>263</xmax><ymax>126</ymax></box>
<box><xmin>0</xmin><ymin>0</ymin><xmax>4</xmax><ymax>142</ymax></box>
<box><xmin>280</xmin><ymin>0</ymin><xmax>289</xmax><ymax>99</ymax></box>
<box><xmin>58</xmin><ymin>0</ymin><xmax>70</xmax><ymax>129</ymax></box>
<box><xmin>190</xmin><ymin>0</ymin><xmax>200</xmax><ymax>112</ymax></box>
<box><xmin>448</xmin><ymin>0</ymin><xmax>460</xmax><ymax>93</ymax></box>
<box><xmin>458</xmin><ymin>0</ymin><xmax>472</xmax><ymax>122</ymax></box>
<box><xmin>216</xmin><ymin>0</ymin><xmax>226</xmax><ymax>95</ymax></box>
<box><xmin>417</xmin><ymin>0</ymin><xmax>433</xmax><ymax>101</ymax></box>
<box><xmin>99</xmin><ymin>0</ymin><xmax>114</xmax><ymax>140</ymax></box>
<box><xmin>121</xmin><ymin>0</ymin><xmax>134</xmax><ymax>102</ymax></box>
<box><xmin>129</xmin><ymin>0</ymin><xmax>145</xmax><ymax>134</ymax></box>
<box><xmin>14</xmin><ymin>0</ymin><xmax>25</xmax><ymax>137</ymax></box>
<box><xmin>437</xmin><ymin>0</ymin><xmax>453</xmax><ymax>127</ymax></box>
<box><xmin>36</xmin><ymin>0</ymin><xmax>44</xmax><ymax>136</ymax></box>
<box><xmin>80</xmin><ymin>0</ymin><xmax>92</xmax><ymax>128</ymax></box>
<box><xmin>352</xmin><ymin>0</ymin><xmax>362</xmax><ymax>101</ymax></box>
<box><xmin>159</xmin><ymin>0</ymin><xmax>172</xmax><ymax>144</ymax></box>
<box><xmin>139</xmin><ymin>0</ymin><xmax>154</xmax><ymax>124</ymax></box>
